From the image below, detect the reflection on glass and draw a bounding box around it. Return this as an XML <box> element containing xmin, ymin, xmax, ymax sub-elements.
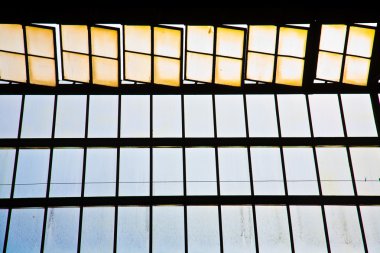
<box><xmin>153</xmin><ymin>95</ymin><xmax>182</xmax><ymax>137</ymax></box>
<box><xmin>360</xmin><ymin>206</ymin><xmax>380</xmax><ymax>252</ymax></box>
<box><xmin>215</xmin><ymin>95</ymin><xmax>246</xmax><ymax>137</ymax></box>
<box><xmin>0</xmin><ymin>209</ymin><xmax>8</xmax><ymax>252</ymax></box>
<box><xmin>184</xmin><ymin>95</ymin><xmax>214</xmax><ymax>137</ymax></box>
<box><xmin>248</xmin><ymin>25</ymin><xmax>277</xmax><ymax>54</ymax></box>
<box><xmin>121</xmin><ymin>95</ymin><xmax>150</xmax><ymax>137</ymax></box>
<box><xmin>0</xmin><ymin>52</ymin><xmax>27</xmax><ymax>83</ymax></box>
<box><xmin>88</xmin><ymin>95</ymin><xmax>118</xmax><ymax>138</ymax></box>
<box><xmin>0</xmin><ymin>149</ymin><xmax>15</xmax><ymax>198</ymax></box>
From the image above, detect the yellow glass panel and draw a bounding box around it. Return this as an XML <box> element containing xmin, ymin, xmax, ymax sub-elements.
<box><xmin>61</xmin><ymin>25</ymin><xmax>89</xmax><ymax>54</ymax></box>
<box><xmin>92</xmin><ymin>57</ymin><xmax>118</xmax><ymax>87</ymax></box>
<box><xmin>154</xmin><ymin>56</ymin><xmax>180</xmax><ymax>86</ymax></box>
<box><xmin>124</xmin><ymin>52</ymin><xmax>151</xmax><ymax>82</ymax></box>
<box><xmin>154</xmin><ymin>27</ymin><xmax>181</xmax><ymax>58</ymax></box>
<box><xmin>320</xmin><ymin>25</ymin><xmax>347</xmax><ymax>53</ymax></box>
<box><xmin>248</xmin><ymin>25</ymin><xmax>277</xmax><ymax>54</ymax></box>
<box><xmin>0</xmin><ymin>51</ymin><xmax>26</xmax><ymax>82</ymax></box>
<box><xmin>216</xmin><ymin>27</ymin><xmax>244</xmax><ymax>58</ymax></box>
<box><xmin>26</xmin><ymin>26</ymin><xmax>55</xmax><ymax>58</ymax></box>
<box><xmin>316</xmin><ymin>51</ymin><xmax>343</xmax><ymax>82</ymax></box>
<box><xmin>186</xmin><ymin>52</ymin><xmax>213</xmax><ymax>83</ymax></box>
<box><xmin>215</xmin><ymin>57</ymin><xmax>242</xmax><ymax>87</ymax></box>
<box><xmin>187</xmin><ymin>26</ymin><xmax>214</xmax><ymax>54</ymax></box>
<box><xmin>276</xmin><ymin>57</ymin><xmax>304</xmax><ymax>86</ymax></box>
<box><xmin>343</xmin><ymin>56</ymin><xmax>370</xmax><ymax>86</ymax></box>
<box><xmin>91</xmin><ymin>27</ymin><xmax>118</xmax><ymax>58</ymax></box>
<box><xmin>246</xmin><ymin>52</ymin><xmax>274</xmax><ymax>82</ymax></box>
<box><xmin>28</xmin><ymin>56</ymin><xmax>56</xmax><ymax>86</ymax></box>
<box><xmin>0</xmin><ymin>24</ymin><xmax>24</xmax><ymax>53</ymax></box>
<box><xmin>278</xmin><ymin>27</ymin><xmax>307</xmax><ymax>58</ymax></box>
<box><xmin>62</xmin><ymin>52</ymin><xmax>90</xmax><ymax>83</ymax></box>
<box><xmin>347</xmin><ymin>26</ymin><xmax>375</xmax><ymax>58</ymax></box>
<box><xmin>124</xmin><ymin>25</ymin><xmax>151</xmax><ymax>54</ymax></box>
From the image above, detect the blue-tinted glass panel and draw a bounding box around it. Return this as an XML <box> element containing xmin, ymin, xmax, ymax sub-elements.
<box><xmin>88</xmin><ymin>95</ymin><xmax>118</xmax><ymax>138</ymax></box>
<box><xmin>121</xmin><ymin>95</ymin><xmax>150</xmax><ymax>137</ymax></box>
<box><xmin>184</xmin><ymin>95</ymin><xmax>214</xmax><ymax>137</ymax></box>
<box><xmin>153</xmin><ymin>95</ymin><xmax>182</xmax><ymax>137</ymax></box>
<box><xmin>0</xmin><ymin>149</ymin><xmax>15</xmax><ymax>198</ymax></box>
<box><xmin>215</xmin><ymin>95</ymin><xmax>246</xmax><ymax>137</ymax></box>
<box><xmin>0</xmin><ymin>209</ymin><xmax>8</xmax><ymax>252</ymax></box>
<box><xmin>0</xmin><ymin>95</ymin><xmax>22</xmax><ymax>138</ymax></box>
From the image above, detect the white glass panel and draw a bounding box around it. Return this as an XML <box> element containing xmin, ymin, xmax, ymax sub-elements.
<box><xmin>360</xmin><ymin>206</ymin><xmax>380</xmax><ymax>252</ymax></box>
<box><xmin>0</xmin><ymin>24</ymin><xmax>24</xmax><ymax>53</ymax></box>
<box><xmin>121</xmin><ymin>95</ymin><xmax>150</xmax><ymax>138</ymax></box>
<box><xmin>0</xmin><ymin>149</ymin><xmax>15</xmax><ymax>198</ymax></box>
<box><xmin>62</xmin><ymin>52</ymin><xmax>90</xmax><ymax>83</ymax></box>
<box><xmin>184</xmin><ymin>95</ymin><xmax>214</xmax><ymax>137</ymax></box>
<box><xmin>88</xmin><ymin>95</ymin><xmax>118</xmax><ymax>138</ymax></box>
<box><xmin>153</xmin><ymin>57</ymin><xmax>180</xmax><ymax>86</ymax></box>
<box><xmin>216</xmin><ymin>27</ymin><xmax>244</xmax><ymax>58</ymax></box>
<box><xmin>153</xmin><ymin>95</ymin><xmax>182</xmax><ymax>137</ymax></box>
<box><xmin>0</xmin><ymin>51</ymin><xmax>27</xmax><ymax>82</ymax></box>
<box><xmin>91</xmin><ymin>27</ymin><xmax>118</xmax><ymax>58</ymax></box>
<box><xmin>186</xmin><ymin>52</ymin><xmax>213</xmax><ymax>83</ymax></box>
<box><xmin>316</xmin><ymin>51</ymin><xmax>343</xmax><ymax>82</ymax></box>
<box><xmin>319</xmin><ymin>25</ymin><xmax>347</xmax><ymax>53</ymax></box>
<box><xmin>187</xmin><ymin>26</ymin><xmax>214</xmax><ymax>54</ymax></box>
<box><xmin>154</xmin><ymin>27</ymin><xmax>181</xmax><ymax>58</ymax></box>
<box><xmin>246</xmin><ymin>52</ymin><xmax>274</xmax><ymax>82</ymax></box>
<box><xmin>248</xmin><ymin>25</ymin><xmax>277</xmax><ymax>54</ymax></box>
<box><xmin>61</xmin><ymin>25</ymin><xmax>88</xmax><ymax>53</ymax></box>
<box><xmin>124</xmin><ymin>25</ymin><xmax>151</xmax><ymax>54</ymax></box>
<box><xmin>215</xmin><ymin>57</ymin><xmax>242</xmax><ymax>87</ymax></box>
<box><xmin>92</xmin><ymin>57</ymin><xmax>118</xmax><ymax>87</ymax></box>
<box><xmin>215</xmin><ymin>95</ymin><xmax>246</xmax><ymax>137</ymax></box>
<box><xmin>124</xmin><ymin>52</ymin><xmax>151</xmax><ymax>82</ymax></box>
<box><xmin>275</xmin><ymin>57</ymin><xmax>304</xmax><ymax>86</ymax></box>
<box><xmin>26</xmin><ymin>26</ymin><xmax>54</xmax><ymax>58</ymax></box>
<box><xmin>278</xmin><ymin>27</ymin><xmax>307</xmax><ymax>58</ymax></box>
<box><xmin>347</xmin><ymin>26</ymin><xmax>375</xmax><ymax>57</ymax></box>
<box><xmin>343</xmin><ymin>56</ymin><xmax>370</xmax><ymax>86</ymax></box>
<box><xmin>0</xmin><ymin>95</ymin><xmax>22</xmax><ymax>138</ymax></box>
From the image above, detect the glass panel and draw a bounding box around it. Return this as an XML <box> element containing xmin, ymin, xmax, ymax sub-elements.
<box><xmin>275</xmin><ymin>56</ymin><xmax>304</xmax><ymax>86</ymax></box>
<box><xmin>26</xmin><ymin>26</ymin><xmax>54</xmax><ymax>58</ymax></box>
<box><xmin>153</xmin><ymin>206</ymin><xmax>184</xmax><ymax>253</ymax></box>
<box><xmin>44</xmin><ymin>207</ymin><xmax>80</xmax><ymax>253</ymax></box>
<box><xmin>216</xmin><ymin>27</ymin><xmax>244</xmax><ymax>58</ymax></box>
<box><xmin>0</xmin><ymin>24</ymin><xmax>24</xmax><ymax>53</ymax></box>
<box><xmin>88</xmin><ymin>95</ymin><xmax>118</xmax><ymax>138</ymax></box>
<box><xmin>290</xmin><ymin>206</ymin><xmax>327</xmax><ymax>253</ymax></box>
<box><xmin>92</xmin><ymin>57</ymin><xmax>118</xmax><ymax>87</ymax></box>
<box><xmin>186</xmin><ymin>148</ymin><xmax>217</xmax><ymax>195</ymax></box>
<box><xmin>248</xmin><ymin>25</ymin><xmax>277</xmax><ymax>54</ymax></box>
<box><xmin>360</xmin><ymin>206</ymin><xmax>380</xmax><ymax>252</ymax></box>
<box><xmin>343</xmin><ymin>56</ymin><xmax>370</xmax><ymax>86</ymax></box>
<box><xmin>61</xmin><ymin>25</ymin><xmax>88</xmax><ymax>53</ymax></box>
<box><xmin>316</xmin><ymin>51</ymin><xmax>343</xmax><ymax>82</ymax></box>
<box><xmin>278</xmin><ymin>94</ymin><xmax>310</xmax><ymax>137</ymax></box>
<box><xmin>0</xmin><ymin>149</ymin><xmax>15</xmax><ymax>198</ymax></box>
<box><xmin>154</xmin><ymin>27</ymin><xmax>181</xmax><ymax>58</ymax></box>
<box><xmin>7</xmin><ymin>208</ymin><xmax>44</xmax><ymax>253</ymax></box>
<box><xmin>347</xmin><ymin>26</ymin><xmax>375</xmax><ymax>57</ymax></box>
<box><xmin>121</xmin><ymin>95</ymin><xmax>150</xmax><ymax>138</ymax></box>
<box><xmin>0</xmin><ymin>209</ymin><xmax>7</xmax><ymax>252</ymax></box>
<box><xmin>320</xmin><ymin>24</ymin><xmax>347</xmax><ymax>53</ymax></box>
<box><xmin>184</xmin><ymin>95</ymin><xmax>214</xmax><ymax>137</ymax></box>
<box><xmin>246</xmin><ymin>95</ymin><xmax>278</xmax><ymax>137</ymax></box>
<box><xmin>246</xmin><ymin>52</ymin><xmax>274</xmax><ymax>82</ymax></box>
<box><xmin>153</xmin><ymin>95</ymin><xmax>182</xmax><ymax>137</ymax></box>
<box><xmin>215</xmin><ymin>57</ymin><xmax>242</xmax><ymax>87</ymax></box>
<box><xmin>91</xmin><ymin>27</ymin><xmax>118</xmax><ymax>58</ymax></box>
<box><xmin>215</xmin><ymin>95</ymin><xmax>246</xmax><ymax>137</ymax></box>
<box><xmin>153</xmin><ymin>56</ymin><xmax>180</xmax><ymax>86</ymax></box>
<box><xmin>341</xmin><ymin>94</ymin><xmax>377</xmax><ymax>136</ymax></box>
<box><xmin>221</xmin><ymin>205</ymin><xmax>256</xmax><ymax>253</ymax></box>
<box><xmin>124</xmin><ymin>25</ymin><xmax>151</xmax><ymax>54</ymax></box>
<box><xmin>55</xmin><ymin>95</ymin><xmax>87</xmax><ymax>138</ymax></box>
<box><xmin>14</xmin><ymin>149</ymin><xmax>50</xmax><ymax>198</ymax></box>
<box><xmin>0</xmin><ymin>51</ymin><xmax>27</xmax><ymax>82</ymax></box>
<box><xmin>187</xmin><ymin>26</ymin><xmax>214</xmax><ymax>54</ymax></box>
<box><xmin>50</xmin><ymin>148</ymin><xmax>83</xmax><ymax>197</ymax></box>
<box><xmin>316</xmin><ymin>147</ymin><xmax>354</xmax><ymax>195</ymax></box>
<box><xmin>117</xmin><ymin>206</ymin><xmax>149</xmax><ymax>253</ymax></box>
<box><xmin>124</xmin><ymin>52</ymin><xmax>151</xmax><ymax>82</ymax></box>
<box><xmin>325</xmin><ymin>206</ymin><xmax>365</xmax><ymax>252</ymax></box>
<box><xmin>153</xmin><ymin>148</ymin><xmax>183</xmax><ymax>196</ymax></box>
<box><xmin>81</xmin><ymin>207</ymin><xmax>114</xmax><ymax>253</ymax></box>
<box><xmin>256</xmin><ymin>206</ymin><xmax>292</xmax><ymax>253</ymax></box>
<box><xmin>119</xmin><ymin>148</ymin><xmax>150</xmax><ymax>196</ymax></box>
<box><xmin>218</xmin><ymin>148</ymin><xmax>251</xmax><ymax>195</ymax></box>
<box><xmin>278</xmin><ymin>27</ymin><xmax>307</xmax><ymax>58</ymax></box>
<box><xmin>186</xmin><ymin>52</ymin><xmax>213</xmax><ymax>83</ymax></box>
<box><xmin>62</xmin><ymin>52</ymin><xmax>90</xmax><ymax>83</ymax></box>
<box><xmin>350</xmin><ymin>147</ymin><xmax>380</xmax><ymax>195</ymax></box>
<box><xmin>283</xmin><ymin>147</ymin><xmax>319</xmax><ymax>195</ymax></box>
<box><xmin>188</xmin><ymin>206</ymin><xmax>220</xmax><ymax>253</ymax></box>
<box><xmin>0</xmin><ymin>95</ymin><xmax>22</xmax><ymax>138</ymax></box>
<box><xmin>85</xmin><ymin>148</ymin><xmax>116</xmax><ymax>197</ymax></box>
<box><xmin>28</xmin><ymin>56</ymin><xmax>56</xmax><ymax>86</ymax></box>
<box><xmin>309</xmin><ymin>94</ymin><xmax>344</xmax><ymax>137</ymax></box>
<box><xmin>251</xmin><ymin>147</ymin><xmax>285</xmax><ymax>195</ymax></box>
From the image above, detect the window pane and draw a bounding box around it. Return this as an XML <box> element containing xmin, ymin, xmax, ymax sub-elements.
<box><xmin>218</xmin><ymin>148</ymin><xmax>251</xmax><ymax>195</ymax></box>
<box><xmin>55</xmin><ymin>95</ymin><xmax>87</xmax><ymax>138</ymax></box>
<box><xmin>119</xmin><ymin>148</ymin><xmax>150</xmax><ymax>196</ymax></box>
<box><xmin>124</xmin><ymin>25</ymin><xmax>151</xmax><ymax>53</ymax></box>
<box><xmin>290</xmin><ymin>206</ymin><xmax>327</xmax><ymax>253</ymax></box>
<box><xmin>309</xmin><ymin>94</ymin><xmax>344</xmax><ymax>137</ymax></box>
<box><xmin>278</xmin><ymin>95</ymin><xmax>311</xmax><ymax>137</ymax></box>
<box><xmin>251</xmin><ymin>147</ymin><xmax>285</xmax><ymax>195</ymax></box>
<box><xmin>0</xmin><ymin>209</ymin><xmax>8</xmax><ymax>252</ymax></box>
<box><xmin>342</xmin><ymin>56</ymin><xmax>370</xmax><ymax>86</ymax></box>
<box><xmin>256</xmin><ymin>206</ymin><xmax>292</xmax><ymax>253</ymax></box>
<box><xmin>248</xmin><ymin>25</ymin><xmax>277</xmax><ymax>54</ymax></box>
<box><xmin>215</xmin><ymin>95</ymin><xmax>246</xmax><ymax>137</ymax></box>
<box><xmin>215</xmin><ymin>57</ymin><xmax>242</xmax><ymax>87</ymax></box>
<box><xmin>0</xmin><ymin>52</ymin><xmax>27</xmax><ymax>83</ymax></box>
<box><xmin>0</xmin><ymin>24</ymin><xmax>24</xmax><ymax>53</ymax></box>
<box><xmin>283</xmin><ymin>147</ymin><xmax>319</xmax><ymax>195</ymax></box>
<box><xmin>117</xmin><ymin>206</ymin><xmax>149</xmax><ymax>253</ymax></box>
<box><xmin>91</xmin><ymin>27</ymin><xmax>118</xmax><ymax>58</ymax></box>
<box><xmin>28</xmin><ymin>56</ymin><xmax>56</xmax><ymax>87</ymax></box>
<box><xmin>186</xmin><ymin>52</ymin><xmax>213</xmax><ymax>83</ymax></box>
<box><xmin>0</xmin><ymin>149</ymin><xmax>15</xmax><ymax>198</ymax></box>
<box><xmin>91</xmin><ymin>57</ymin><xmax>118</xmax><ymax>87</ymax></box>
<box><xmin>124</xmin><ymin>52</ymin><xmax>151</xmax><ymax>82</ymax></box>
<box><xmin>14</xmin><ymin>149</ymin><xmax>50</xmax><ymax>198</ymax></box>
<box><xmin>50</xmin><ymin>148</ymin><xmax>83</xmax><ymax>197</ymax></box>
<box><xmin>186</xmin><ymin>148</ymin><xmax>217</xmax><ymax>195</ymax></box>
<box><xmin>7</xmin><ymin>208</ymin><xmax>44</xmax><ymax>253</ymax></box>
<box><xmin>81</xmin><ymin>207</ymin><xmax>114</xmax><ymax>253</ymax></box>
<box><xmin>21</xmin><ymin>95</ymin><xmax>54</xmax><ymax>138</ymax></box>
<box><xmin>44</xmin><ymin>207</ymin><xmax>80</xmax><ymax>253</ymax></box>
<box><xmin>360</xmin><ymin>206</ymin><xmax>380</xmax><ymax>252</ymax></box>
<box><xmin>325</xmin><ymin>206</ymin><xmax>365</xmax><ymax>252</ymax></box>
<box><xmin>88</xmin><ymin>95</ymin><xmax>118</xmax><ymax>138</ymax></box>
<box><xmin>61</xmin><ymin>25</ymin><xmax>88</xmax><ymax>54</ymax></box>
<box><xmin>187</xmin><ymin>26</ymin><xmax>214</xmax><ymax>54</ymax></box>
<box><xmin>216</xmin><ymin>27</ymin><xmax>244</xmax><ymax>58</ymax></box>
<box><xmin>188</xmin><ymin>206</ymin><xmax>220</xmax><ymax>253</ymax></box>
<box><xmin>246</xmin><ymin>52</ymin><xmax>274</xmax><ymax>82</ymax></box>
<box><xmin>275</xmin><ymin>57</ymin><xmax>304</xmax><ymax>86</ymax></box>
<box><xmin>319</xmin><ymin>25</ymin><xmax>347</xmax><ymax>53</ymax></box>
<box><xmin>153</xmin><ymin>148</ymin><xmax>183</xmax><ymax>196</ymax></box>
<box><xmin>154</xmin><ymin>27</ymin><xmax>181</xmax><ymax>58</ymax></box>
<box><xmin>316</xmin><ymin>147</ymin><xmax>354</xmax><ymax>195</ymax></box>
<box><xmin>26</xmin><ymin>26</ymin><xmax>54</xmax><ymax>58</ymax></box>
<box><xmin>153</xmin><ymin>95</ymin><xmax>182</xmax><ymax>137</ymax></box>
<box><xmin>316</xmin><ymin>51</ymin><xmax>343</xmax><ymax>82</ymax></box>
<box><xmin>62</xmin><ymin>52</ymin><xmax>90</xmax><ymax>83</ymax></box>
<box><xmin>246</xmin><ymin>95</ymin><xmax>278</xmax><ymax>137</ymax></box>
<box><xmin>153</xmin><ymin>206</ymin><xmax>184</xmax><ymax>253</ymax></box>
<box><xmin>184</xmin><ymin>95</ymin><xmax>214</xmax><ymax>137</ymax></box>
<box><xmin>341</xmin><ymin>94</ymin><xmax>377</xmax><ymax>137</ymax></box>
<box><xmin>121</xmin><ymin>95</ymin><xmax>150</xmax><ymax>138</ymax></box>
<box><xmin>347</xmin><ymin>26</ymin><xmax>375</xmax><ymax>58</ymax></box>
<box><xmin>85</xmin><ymin>148</ymin><xmax>116</xmax><ymax>197</ymax></box>
<box><xmin>221</xmin><ymin>206</ymin><xmax>256</xmax><ymax>253</ymax></box>
<box><xmin>278</xmin><ymin>27</ymin><xmax>307</xmax><ymax>58</ymax></box>
<box><xmin>0</xmin><ymin>95</ymin><xmax>21</xmax><ymax>138</ymax></box>
<box><xmin>153</xmin><ymin>57</ymin><xmax>180</xmax><ymax>86</ymax></box>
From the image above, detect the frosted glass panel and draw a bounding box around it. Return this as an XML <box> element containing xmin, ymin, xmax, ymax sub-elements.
<box><xmin>61</xmin><ymin>25</ymin><xmax>88</xmax><ymax>53</ymax></box>
<box><xmin>215</xmin><ymin>57</ymin><xmax>242</xmax><ymax>87</ymax></box>
<box><xmin>0</xmin><ymin>51</ymin><xmax>27</xmax><ymax>83</ymax></box>
<box><xmin>62</xmin><ymin>52</ymin><xmax>90</xmax><ymax>83</ymax></box>
<box><xmin>0</xmin><ymin>95</ymin><xmax>22</xmax><ymax>138</ymax></box>
<box><xmin>124</xmin><ymin>52</ymin><xmax>151</xmax><ymax>82</ymax></box>
<box><xmin>216</xmin><ymin>27</ymin><xmax>244</xmax><ymax>58</ymax></box>
<box><xmin>88</xmin><ymin>95</ymin><xmax>118</xmax><ymax>138</ymax></box>
<box><xmin>186</xmin><ymin>52</ymin><xmax>213</xmax><ymax>83</ymax></box>
<box><xmin>184</xmin><ymin>95</ymin><xmax>214</xmax><ymax>137</ymax></box>
<box><xmin>92</xmin><ymin>57</ymin><xmax>118</xmax><ymax>87</ymax></box>
<box><xmin>121</xmin><ymin>95</ymin><xmax>150</xmax><ymax>138</ymax></box>
<box><xmin>360</xmin><ymin>206</ymin><xmax>380</xmax><ymax>252</ymax></box>
<box><xmin>347</xmin><ymin>26</ymin><xmax>375</xmax><ymax>58</ymax></box>
<box><xmin>28</xmin><ymin>56</ymin><xmax>56</xmax><ymax>86</ymax></box>
<box><xmin>124</xmin><ymin>25</ymin><xmax>151</xmax><ymax>53</ymax></box>
<box><xmin>91</xmin><ymin>27</ymin><xmax>118</xmax><ymax>58</ymax></box>
<box><xmin>278</xmin><ymin>27</ymin><xmax>308</xmax><ymax>58</ymax></box>
<box><xmin>316</xmin><ymin>51</ymin><xmax>343</xmax><ymax>82</ymax></box>
<box><xmin>0</xmin><ymin>24</ymin><xmax>24</xmax><ymax>53</ymax></box>
<box><xmin>26</xmin><ymin>26</ymin><xmax>54</xmax><ymax>58</ymax></box>
<box><xmin>248</xmin><ymin>25</ymin><xmax>277</xmax><ymax>54</ymax></box>
<box><xmin>153</xmin><ymin>95</ymin><xmax>182</xmax><ymax>137</ymax></box>
<box><xmin>320</xmin><ymin>25</ymin><xmax>347</xmax><ymax>53</ymax></box>
<box><xmin>215</xmin><ymin>95</ymin><xmax>246</xmax><ymax>137</ymax></box>
<box><xmin>154</xmin><ymin>27</ymin><xmax>181</xmax><ymax>58</ymax></box>
<box><xmin>0</xmin><ymin>149</ymin><xmax>15</xmax><ymax>198</ymax></box>
<box><xmin>0</xmin><ymin>209</ymin><xmax>7</xmax><ymax>252</ymax></box>
<box><xmin>246</xmin><ymin>52</ymin><xmax>274</xmax><ymax>82</ymax></box>
<box><xmin>153</xmin><ymin>57</ymin><xmax>180</xmax><ymax>86</ymax></box>
<box><xmin>187</xmin><ymin>26</ymin><xmax>214</xmax><ymax>54</ymax></box>
<box><xmin>275</xmin><ymin>57</ymin><xmax>304</xmax><ymax>86</ymax></box>
<box><xmin>343</xmin><ymin>56</ymin><xmax>370</xmax><ymax>86</ymax></box>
